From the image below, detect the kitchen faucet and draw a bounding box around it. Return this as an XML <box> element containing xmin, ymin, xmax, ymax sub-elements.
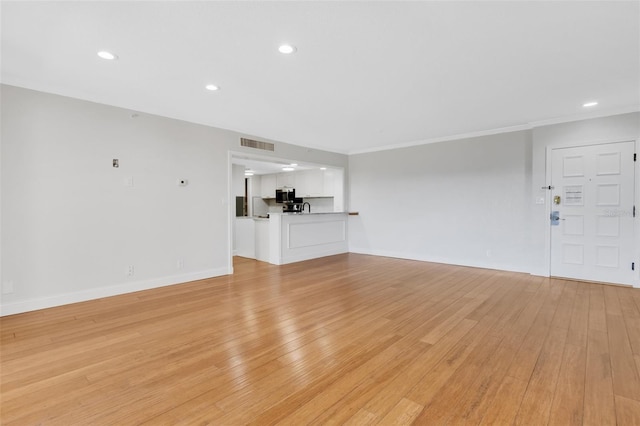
<box><xmin>301</xmin><ymin>202</ymin><xmax>311</xmax><ymax>213</ymax></box>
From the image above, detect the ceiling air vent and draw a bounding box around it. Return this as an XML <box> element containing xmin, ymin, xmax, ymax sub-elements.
<box><xmin>240</xmin><ymin>138</ymin><xmax>275</xmax><ymax>152</ymax></box>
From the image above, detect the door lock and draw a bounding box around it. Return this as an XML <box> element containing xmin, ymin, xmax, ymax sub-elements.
<box><xmin>553</xmin><ymin>195</ymin><xmax>561</xmax><ymax>205</ymax></box>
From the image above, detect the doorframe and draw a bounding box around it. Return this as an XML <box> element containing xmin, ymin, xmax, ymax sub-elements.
<box><xmin>544</xmin><ymin>138</ymin><xmax>639</xmax><ymax>287</ymax></box>
<box><xmin>227</xmin><ymin>151</ymin><xmax>234</xmax><ymax>275</ymax></box>
<box><xmin>227</xmin><ymin>150</ymin><xmax>347</xmax><ymax>275</ymax></box>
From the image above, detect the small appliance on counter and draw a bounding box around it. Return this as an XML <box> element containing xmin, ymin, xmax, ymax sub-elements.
<box><xmin>282</xmin><ymin>197</ymin><xmax>304</xmax><ymax>213</ymax></box>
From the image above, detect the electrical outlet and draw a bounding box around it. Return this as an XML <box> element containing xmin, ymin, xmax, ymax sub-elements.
<box><xmin>177</xmin><ymin>259</ymin><xmax>184</xmax><ymax>270</ymax></box>
<box><xmin>124</xmin><ymin>177</ymin><xmax>134</xmax><ymax>187</ymax></box>
<box><xmin>2</xmin><ymin>280</ymin><xmax>14</xmax><ymax>294</ymax></box>
<box><xmin>125</xmin><ymin>265</ymin><xmax>135</xmax><ymax>276</ymax></box>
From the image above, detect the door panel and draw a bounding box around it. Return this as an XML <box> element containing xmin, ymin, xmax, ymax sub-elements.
<box><xmin>550</xmin><ymin>141</ymin><xmax>635</xmax><ymax>285</ymax></box>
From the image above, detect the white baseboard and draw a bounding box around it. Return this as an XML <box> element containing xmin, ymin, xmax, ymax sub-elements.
<box><xmin>348</xmin><ymin>247</ymin><xmax>532</xmax><ymax>275</ymax></box>
<box><xmin>528</xmin><ymin>267</ymin><xmax>550</xmax><ymax>277</ymax></box>
<box><xmin>0</xmin><ymin>267</ymin><xmax>230</xmax><ymax>316</ymax></box>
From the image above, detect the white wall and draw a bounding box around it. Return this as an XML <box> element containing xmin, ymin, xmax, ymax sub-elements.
<box><xmin>1</xmin><ymin>86</ymin><xmax>230</xmax><ymax>314</ymax></box>
<box><xmin>349</xmin><ymin>131</ymin><xmax>533</xmax><ymax>273</ymax></box>
<box><xmin>248</xmin><ymin>175</ymin><xmax>262</xmax><ymax>216</ymax></box>
<box><xmin>3</xmin><ymin>84</ymin><xmax>636</xmax><ymax>315</ymax></box>
<box><xmin>349</xmin><ymin>113</ymin><xmax>639</xmax><ymax>278</ymax></box>
<box><xmin>232</xmin><ymin>164</ymin><xmax>245</xmax><ymax>198</ymax></box>
<box><xmin>1</xmin><ymin>85</ymin><xmax>347</xmax><ymax>314</ymax></box>
<box><xmin>231</xmin><ymin>164</ymin><xmax>245</xmax><ymax>253</ymax></box>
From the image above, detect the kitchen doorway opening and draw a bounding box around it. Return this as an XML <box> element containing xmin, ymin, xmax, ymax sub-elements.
<box><xmin>227</xmin><ymin>151</ymin><xmax>346</xmax><ymax>273</ymax></box>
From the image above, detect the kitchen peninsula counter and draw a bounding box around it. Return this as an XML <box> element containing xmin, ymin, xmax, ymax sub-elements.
<box><xmin>245</xmin><ymin>212</ymin><xmax>348</xmax><ymax>265</ymax></box>
<box><xmin>235</xmin><ymin>212</ymin><xmax>348</xmax><ymax>264</ymax></box>
<box><xmin>269</xmin><ymin>212</ymin><xmax>348</xmax><ymax>265</ymax></box>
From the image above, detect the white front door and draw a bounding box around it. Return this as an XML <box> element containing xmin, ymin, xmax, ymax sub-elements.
<box><xmin>550</xmin><ymin>141</ymin><xmax>636</xmax><ymax>285</ymax></box>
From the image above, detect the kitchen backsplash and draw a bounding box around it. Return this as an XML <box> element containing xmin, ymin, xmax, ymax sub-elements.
<box><xmin>257</xmin><ymin>196</ymin><xmax>335</xmax><ymax>214</ymax></box>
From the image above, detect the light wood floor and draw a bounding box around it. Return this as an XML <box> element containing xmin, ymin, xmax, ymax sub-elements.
<box><xmin>2</xmin><ymin>254</ymin><xmax>640</xmax><ymax>425</ymax></box>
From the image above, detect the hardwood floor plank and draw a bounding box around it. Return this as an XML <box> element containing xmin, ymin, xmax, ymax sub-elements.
<box><xmin>1</xmin><ymin>253</ymin><xmax>637</xmax><ymax>425</ymax></box>
<box><xmin>514</xmin><ymin>325</ymin><xmax>569</xmax><ymax>425</ymax></box>
<box><xmin>376</xmin><ymin>398</ymin><xmax>423</xmax><ymax>425</ymax></box>
<box><xmin>343</xmin><ymin>408</ymin><xmax>378</xmax><ymax>426</ymax></box>
<box><xmin>411</xmin><ymin>334</ymin><xmax>504</xmax><ymax>424</ymax></box>
<box><xmin>548</xmin><ymin>343</ymin><xmax>587</xmax><ymax>425</ymax></box>
<box><xmin>478</xmin><ymin>375</ymin><xmax>529</xmax><ymax>426</ymax></box>
<box><xmin>434</xmin><ymin>336</ymin><xmax>518</xmax><ymax>424</ymax></box>
<box><xmin>607</xmin><ymin>313</ymin><xmax>640</xmax><ymax>400</ymax></box>
<box><xmin>566</xmin><ymin>283</ymin><xmax>590</xmax><ymax>348</ymax></box>
<box><xmin>139</xmin><ymin>396</ymin><xmax>224</xmax><ymax>425</ymax></box>
<box><xmin>588</xmin><ymin>285</ymin><xmax>607</xmax><ymax>333</ymax></box>
<box><xmin>615</xmin><ymin>395</ymin><xmax>640</xmax><ymax>426</ymax></box>
<box><xmin>584</xmin><ymin>329</ymin><xmax>616</xmax><ymax>426</ymax></box>
<box><xmin>603</xmin><ymin>284</ymin><xmax>623</xmax><ymax>315</ymax></box>
<box><xmin>619</xmin><ymin>286</ymin><xmax>640</xmax><ymax>357</ymax></box>
<box><xmin>362</xmin><ymin>318</ymin><xmax>478</xmax><ymax>418</ymax></box>
<box><xmin>213</xmin><ymin>333</ymin><xmax>404</xmax><ymax>423</ymax></box>
<box><xmin>507</xmin><ymin>279</ymin><xmax>565</xmax><ymax>381</ymax></box>
<box><xmin>269</xmin><ymin>339</ymin><xmax>429</xmax><ymax>425</ymax></box>
<box><xmin>405</xmin><ymin>314</ymin><xmax>501</xmax><ymax>406</ymax></box>
<box><xmin>415</xmin><ymin>279</ymin><xmax>541</xmax><ymax>424</ymax></box>
<box><xmin>551</xmin><ymin>280</ymin><xmax>578</xmax><ymax>330</ymax></box>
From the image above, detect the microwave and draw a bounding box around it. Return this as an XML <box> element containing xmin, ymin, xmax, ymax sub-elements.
<box><xmin>275</xmin><ymin>188</ymin><xmax>295</xmax><ymax>203</ymax></box>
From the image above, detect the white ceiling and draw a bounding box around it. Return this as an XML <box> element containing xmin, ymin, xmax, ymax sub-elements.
<box><xmin>2</xmin><ymin>1</ymin><xmax>639</xmax><ymax>154</ymax></box>
<box><xmin>231</xmin><ymin>156</ymin><xmax>326</xmax><ymax>176</ymax></box>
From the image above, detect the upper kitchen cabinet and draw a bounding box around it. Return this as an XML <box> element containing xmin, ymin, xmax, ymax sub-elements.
<box><xmin>261</xmin><ymin>174</ymin><xmax>276</xmax><ymax>198</ymax></box>
<box><xmin>323</xmin><ymin>170</ymin><xmax>335</xmax><ymax>197</ymax></box>
<box><xmin>296</xmin><ymin>169</ymin><xmax>325</xmax><ymax>197</ymax></box>
<box><xmin>326</xmin><ymin>168</ymin><xmax>344</xmax><ymax>211</ymax></box>
<box><xmin>276</xmin><ymin>172</ymin><xmax>295</xmax><ymax>188</ymax></box>
<box><xmin>259</xmin><ymin>167</ymin><xmax>343</xmax><ymax>200</ymax></box>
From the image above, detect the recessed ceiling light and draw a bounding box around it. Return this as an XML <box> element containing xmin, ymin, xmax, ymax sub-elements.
<box><xmin>320</xmin><ymin>167</ymin><xmax>327</xmax><ymax>170</ymax></box>
<box><xmin>278</xmin><ymin>44</ymin><xmax>297</xmax><ymax>54</ymax></box>
<box><xmin>583</xmin><ymin>101</ymin><xmax>598</xmax><ymax>107</ymax></box>
<box><xmin>97</xmin><ymin>51</ymin><xmax>117</xmax><ymax>60</ymax></box>
<box><xmin>290</xmin><ymin>163</ymin><xmax>298</xmax><ymax>167</ymax></box>
<box><xmin>205</xmin><ymin>84</ymin><xmax>219</xmax><ymax>91</ymax></box>
<box><xmin>282</xmin><ymin>166</ymin><xmax>295</xmax><ymax>171</ymax></box>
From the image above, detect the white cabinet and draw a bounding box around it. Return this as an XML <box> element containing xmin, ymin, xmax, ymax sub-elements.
<box><xmin>261</xmin><ymin>172</ymin><xmax>294</xmax><ymax>197</ymax></box>
<box><xmin>296</xmin><ymin>169</ymin><xmax>325</xmax><ymax>197</ymax></box>
<box><xmin>276</xmin><ymin>172</ymin><xmax>295</xmax><ymax>188</ymax></box>
<box><xmin>255</xmin><ymin>219</ymin><xmax>270</xmax><ymax>262</ymax></box>
<box><xmin>261</xmin><ymin>174</ymin><xmax>276</xmax><ymax>198</ymax></box>
<box><xmin>261</xmin><ymin>169</ymin><xmax>340</xmax><ymax>198</ymax></box>
<box><xmin>323</xmin><ymin>170</ymin><xmax>334</xmax><ymax>197</ymax></box>
<box><xmin>235</xmin><ymin>218</ymin><xmax>255</xmax><ymax>258</ymax></box>
<box><xmin>295</xmin><ymin>171</ymin><xmax>310</xmax><ymax>197</ymax></box>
